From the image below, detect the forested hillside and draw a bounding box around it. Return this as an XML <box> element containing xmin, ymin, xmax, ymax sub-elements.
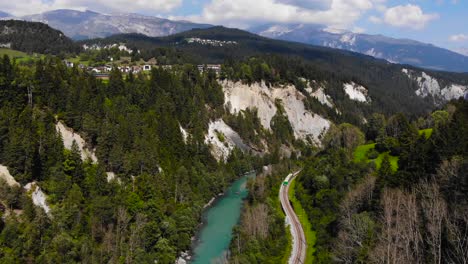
<box><xmin>81</xmin><ymin>27</ymin><xmax>468</xmax><ymax>115</ymax></box>
<box><xmin>0</xmin><ymin>21</ymin><xmax>467</xmax><ymax>264</ymax></box>
<box><xmin>0</xmin><ymin>20</ymin><xmax>80</xmax><ymax>55</ymax></box>
<box><xmin>292</xmin><ymin>99</ymin><xmax>468</xmax><ymax>263</ymax></box>
<box><xmin>0</xmin><ymin>55</ymin><xmax>274</xmax><ymax>263</ymax></box>
<box><xmin>229</xmin><ymin>97</ymin><xmax>467</xmax><ymax>263</ymax></box>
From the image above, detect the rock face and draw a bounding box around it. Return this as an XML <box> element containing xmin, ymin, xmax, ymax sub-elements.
<box><xmin>56</xmin><ymin>121</ymin><xmax>120</xmax><ymax>183</ymax></box>
<box><xmin>24</xmin><ymin>182</ymin><xmax>51</xmax><ymax>215</ymax></box>
<box><xmin>402</xmin><ymin>69</ymin><xmax>468</xmax><ymax>103</ymax></box>
<box><xmin>306</xmin><ymin>86</ymin><xmax>334</xmax><ymax>108</ymax></box>
<box><xmin>106</xmin><ymin>172</ymin><xmax>116</xmax><ymax>182</ymax></box>
<box><xmin>0</xmin><ymin>165</ymin><xmax>20</xmax><ymax>187</ymax></box>
<box><xmin>222</xmin><ymin>81</ymin><xmax>330</xmax><ymax>143</ymax></box>
<box><xmin>223</xmin><ymin>80</ymin><xmax>277</xmax><ymax>129</ymax></box>
<box><xmin>205</xmin><ymin>119</ymin><xmax>250</xmax><ymax>162</ymax></box>
<box><xmin>56</xmin><ymin>121</ymin><xmax>98</xmax><ymax>163</ymax></box>
<box><xmin>180</xmin><ymin>125</ymin><xmax>189</xmax><ymax>144</ymax></box>
<box><xmin>343</xmin><ymin>82</ymin><xmax>370</xmax><ymax>103</ymax></box>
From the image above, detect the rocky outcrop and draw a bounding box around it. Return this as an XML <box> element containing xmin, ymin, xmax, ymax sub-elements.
<box><xmin>56</xmin><ymin>121</ymin><xmax>98</xmax><ymax>163</ymax></box>
<box><xmin>222</xmin><ymin>80</ymin><xmax>277</xmax><ymax>129</ymax></box>
<box><xmin>180</xmin><ymin>125</ymin><xmax>189</xmax><ymax>143</ymax></box>
<box><xmin>205</xmin><ymin>119</ymin><xmax>251</xmax><ymax>162</ymax></box>
<box><xmin>24</xmin><ymin>182</ymin><xmax>51</xmax><ymax>215</ymax></box>
<box><xmin>221</xmin><ymin>81</ymin><xmax>330</xmax><ymax>144</ymax></box>
<box><xmin>402</xmin><ymin>69</ymin><xmax>468</xmax><ymax>103</ymax></box>
<box><xmin>306</xmin><ymin>86</ymin><xmax>334</xmax><ymax>108</ymax></box>
<box><xmin>0</xmin><ymin>165</ymin><xmax>20</xmax><ymax>187</ymax></box>
<box><xmin>343</xmin><ymin>82</ymin><xmax>370</xmax><ymax>103</ymax></box>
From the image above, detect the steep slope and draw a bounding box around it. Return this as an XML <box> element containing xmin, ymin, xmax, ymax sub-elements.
<box><xmin>402</xmin><ymin>68</ymin><xmax>468</xmax><ymax>104</ymax></box>
<box><xmin>222</xmin><ymin>81</ymin><xmax>330</xmax><ymax>144</ymax></box>
<box><xmin>22</xmin><ymin>9</ymin><xmax>212</xmax><ymax>40</ymax></box>
<box><xmin>24</xmin><ymin>182</ymin><xmax>51</xmax><ymax>215</ymax></box>
<box><xmin>252</xmin><ymin>24</ymin><xmax>468</xmax><ymax>73</ymax></box>
<box><xmin>343</xmin><ymin>82</ymin><xmax>370</xmax><ymax>103</ymax></box>
<box><xmin>0</xmin><ymin>20</ymin><xmax>79</xmax><ymax>54</ymax></box>
<box><xmin>205</xmin><ymin>80</ymin><xmax>332</xmax><ymax>160</ymax></box>
<box><xmin>83</xmin><ymin>26</ymin><xmax>468</xmax><ymax>115</ymax></box>
<box><xmin>0</xmin><ymin>165</ymin><xmax>20</xmax><ymax>187</ymax></box>
<box><xmin>205</xmin><ymin>119</ymin><xmax>252</xmax><ymax>162</ymax></box>
<box><xmin>56</xmin><ymin>121</ymin><xmax>98</xmax><ymax>163</ymax></box>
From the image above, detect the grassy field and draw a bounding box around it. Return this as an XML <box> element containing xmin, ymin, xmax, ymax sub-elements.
<box><xmin>289</xmin><ymin>179</ymin><xmax>316</xmax><ymax>264</ymax></box>
<box><xmin>354</xmin><ymin>128</ymin><xmax>433</xmax><ymax>172</ymax></box>
<box><xmin>374</xmin><ymin>152</ymin><xmax>399</xmax><ymax>171</ymax></box>
<box><xmin>67</xmin><ymin>56</ymin><xmax>91</xmax><ymax>66</ymax></box>
<box><xmin>419</xmin><ymin>128</ymin><xmax>433</xmax><ymax>139</ymax></box>
<box><xmin>0</xmin><ymin>48</ymin><xmax>44</xmax><ymax>63</ymax></box>
<box><xmin>354</xmin><ymin>143</ymin><xmax>399</xmax><ymax>171</ymax></box>
<box><xmin>354</xmin><ymin>143</ymin><xmax>376</xmax><ymax>162</ymax></box>
<box><xmin>0</xmin><ymin>48</ymin><xmax>28</xmax><ymax>58</ymax></box>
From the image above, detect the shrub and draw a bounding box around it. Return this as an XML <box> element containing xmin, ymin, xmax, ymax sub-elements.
<box><xmin>367</xmin><ymin>149</ymin><xmax>379</xmax><ymax>159</ymax></box>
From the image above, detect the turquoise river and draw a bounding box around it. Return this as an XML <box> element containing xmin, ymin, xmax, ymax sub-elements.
<box><xmin>190</xmin><ymin>172</ymin><xmax>255</xmax><ymax>264</ymax></box>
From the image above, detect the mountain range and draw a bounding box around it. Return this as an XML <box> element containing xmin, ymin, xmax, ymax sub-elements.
<box><xmin>251</xmin><ymin>23</ymin><xmax>468</xmax><ymax>73</ymax></box>
<box><xmin>20</xmin><ymin>9</ymin><xmax>212</xmax><ymax>40</ymax></box>
<box><xmin>82</xmin><ymin>26</ymin><xmax>468</xmax><ymax>111</ymax></box>
<box><xmin>2</xmin><ymin>9</ymin><xmax>468</xmax><ymax>72</ymax></box>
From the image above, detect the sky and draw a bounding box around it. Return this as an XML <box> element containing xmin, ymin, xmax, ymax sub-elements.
<box><xmin>2</xmin><ymin>0</ymin><xmax>468</xmax><ymax>53</ymax></box>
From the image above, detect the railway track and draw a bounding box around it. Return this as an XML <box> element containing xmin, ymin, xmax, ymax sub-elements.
<box><xmin>280</xmin><ymin>171</ymin><xmax>306</xmax><ymax>264</ymax></box>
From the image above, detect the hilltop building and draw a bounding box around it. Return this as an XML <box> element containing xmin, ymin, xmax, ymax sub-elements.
<box><xmin>198</xmin><ymin>64</ymin><xmax>222</xmax><ymax>74</ymax></box>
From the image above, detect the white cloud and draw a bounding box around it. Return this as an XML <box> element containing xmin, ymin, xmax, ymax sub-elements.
<box><xmin>382</xmin><ymin>4</ymin><xmax>439</xmax><ymax>30</ymax></box>
<box><xmin>449</xmin><ymin>34</ymin><xmax>468</xmax><ymax>42</ymax></box>
<box><xmin>352</xmin><ymin>26</ymin><xmax>366</xmax><ymax>33</ymax></box>
<box><xmin>177</xmin><ymin>0</ymin><xmax>383</xmax><ymax>30</ymax></box>
<box><xmin>2</xmin><ymin>0</ymin><xmax>182</xmax><ymax>16</ymax></box>
<box><xmin>453</xmin><ymin>47</ymin><xmax>468</xmax><ymax>56</ymax></box>
<box><xmin>277</xmin><ymin>0</ymin><xmax>331</xmax><ymax>10</ymax></box>
<box><xmin>437</xmin><ymin>0</ymin><xmax>460</xmax><ymax>4</ymax></box>
<box><xmin>368</xmin><ymin>15</ymin><xmax>382</xmax><ymax>24</ymax></box>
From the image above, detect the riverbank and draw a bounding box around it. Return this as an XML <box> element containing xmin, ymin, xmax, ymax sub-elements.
<box><xmin>187</xmin><ymin>171</ymin><xmax>256</xmax><ymax>264</ymax></box>
<box><xmin>175</xmin><ymin>169</ymin><xmax>257</xmax><ymax>264</ymax></box>
<box><xmin>228</xmin><ymin>163</ymin><xmax>295</xmax><ymax>263</ymax></box>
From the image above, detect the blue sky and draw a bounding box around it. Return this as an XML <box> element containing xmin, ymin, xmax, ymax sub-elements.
<box><xmin>3</xmin><ymin>0</ymin><xmax>468</xmax><ymax>52</ymax></box>
<box><xmin>355</xmin><ymin>0</ymin><xmax>468</xmax><ymax>51</ymax></box>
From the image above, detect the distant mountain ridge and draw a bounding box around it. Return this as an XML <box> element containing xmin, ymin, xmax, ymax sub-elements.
<box><xmin>21</xmin><ymin>9</ymin><xmax>213</xmax><ymax>40</ymax></box>
<box><xmin>0</xmin><ymin>11</ymin><xmax>12</xmax><ymax>18</ymax></box>
<box><xmin>4</xmin><ymin>9</ymin><xmax>468</xmax><ymax>72</ymax></box>
<box><xmin>251</xmin><ymin>23</ymin><xmax>468</xmax><ymax>73</ymax></box>
<box><xmin>83</xmin><ymin>26</ymin><xmax>468</xmax><ymax>111</ymax></box>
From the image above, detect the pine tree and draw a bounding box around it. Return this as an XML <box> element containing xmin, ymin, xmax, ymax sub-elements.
<box><xmin>378</xmin><ymin>154</ymin><xmax>394</xmax><ymax>187</ymax></box>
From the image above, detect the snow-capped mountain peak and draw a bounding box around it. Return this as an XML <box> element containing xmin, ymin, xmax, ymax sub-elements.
<box><xmin>20</xmin><ymin>9</ymin><xmax>212</xmax><ymax>40</ymax></box>
<box><xmin>339</xmin><ymin>33</ymin><xmax>356</xmax><ymax>46</ymax></box>
<box><xmin>252</xmin><ymin>23</ymin><xmax>468</xmax><ymax>72</ymax></box>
